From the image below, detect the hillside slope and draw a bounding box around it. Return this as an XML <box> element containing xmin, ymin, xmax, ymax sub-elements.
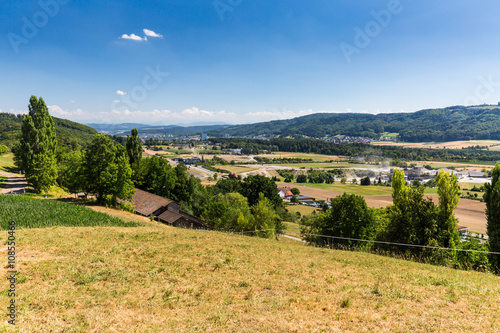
<box><xmin>207</xmin><ymin>105</ymin><xmax>500</xmax><ymax>142</ymax></box>
<box><xmin>2</xmin><ymin>223</ymin><xmax>498</xmax><ymax>332</ymax></box>
<box><xmin>0</xmin><ymin>113</ymin><xmax>97</xmax><ymax>148</ymax></box>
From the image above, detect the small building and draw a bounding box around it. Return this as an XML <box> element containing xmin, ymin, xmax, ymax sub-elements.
<box><xmin>468</xmin><ymin>170</ymin><xmax>486</xmax><ymax>178</ymax></box>
<box><xmin>123</xmin><ymin>188</ymin><xmax>210</xmax><ymax>230</ymax></box>
<box><xmin>296</xmin><ymin>195</ymin><xmax>315</xmax><ymax>202</ymax></box>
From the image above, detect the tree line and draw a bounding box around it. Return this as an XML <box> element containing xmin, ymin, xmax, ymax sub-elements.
<box><xmin>301</xmin><ymin>168</ymin><xmax>500</xmax><ymax>273</ymax></box>
<box><xmin>207</xmin><ymin>106</ymin><xmax>500</xmax><ymax>142</ymax></box>
<box><xmin>209</xmin><ymin>137</ymin><xmax>500</xmax><ymax>163</ymax></box>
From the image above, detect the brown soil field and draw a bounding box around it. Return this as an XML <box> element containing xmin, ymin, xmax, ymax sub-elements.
<box><xmin>372</xmin><ymin>140</ymin><xmax>500</xmax><ymax>149</ymax></box>
<box><xmin>277</xmin><ymin>183</ymin><xmax>487</xmax><ymax>234</ymax></box>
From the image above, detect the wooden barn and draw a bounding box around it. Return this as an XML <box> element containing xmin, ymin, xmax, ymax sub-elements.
<box><xmin>125</xmin><ymin>188</ymin><xmax>211</xmax><ymax>230</ymax></box>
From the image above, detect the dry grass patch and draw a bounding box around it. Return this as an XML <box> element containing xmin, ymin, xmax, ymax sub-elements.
<box><xmin>1</xmin><ymin>225</ymin><xmax>499</xmax><ymax>332</ymax></box>
<box><xmin>286</xmin><ymin>204</ymin><xmax>320</xmax><ymax>216</ymax></box>
<box><xmin>213</xmin><ymin>165</ymin><xmax>259</xmax><ymax>175</ymax></box>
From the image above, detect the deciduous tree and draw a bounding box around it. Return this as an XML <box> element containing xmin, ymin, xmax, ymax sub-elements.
<box><xmin>435</xmin><ymin>170</ymin><xmax>460</xmax><ymax>248</ymax></box>
<box><xmin>484</xmin><ymin>164</ymin><xmax>500</xmax><ymax>273</ymax></box>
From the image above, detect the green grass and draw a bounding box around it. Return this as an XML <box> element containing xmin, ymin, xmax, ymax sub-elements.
<box><xmin>285</xmin><ymin>204</ymin><xmax>319</xmax><ymax>216</ymax></box>
<box><xmin>0</xmin><ymin>195</ymin><xmax>141</xmax><ymax>230</ymax></box>
<box><xmin>292</xmin><ymin>182</ymin><xmax>394</xmax><ymax>196</ymax></box>
<box><xmin>282</xmin><ymin>221</ymin><xmax>301</xmax><ymax>235</ymax></box>
<box><xmin>380</xmin><ymin>132</ymin><xmax>399</xmax><ymax>137</ymax></box>
<box><xmin>280</xmin><ymin>162</ymin><xmax>369</xmax><ymax>169</ymax></box>
<box><xmin>0</xmin><ymin>153</ymin><xmax>15</xmax><ymax>171</ymax></box>
<box><xmin>0</xmin><ymin>175</ymin><xmax>7</xmax><ymax>188</ymax></box>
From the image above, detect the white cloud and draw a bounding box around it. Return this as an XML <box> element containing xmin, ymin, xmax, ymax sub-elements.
<box><xmin>43</xmin><ymin>104</ymin><xmax>380</xmax><ymax>126</ymax></box>
<box><xmin>120</xmin><ymin>34</ymin><xmax>147</xmax><ymax>41</ymax></box>
<box><xmin>116</xmin><ymin>90</ymin><xmax>127</xmax><ymax>96</ymax></box>
<box><xmin>143</xmin><ymin>29</ymin><xmax>163</xmax><ymax>38</ymax></box>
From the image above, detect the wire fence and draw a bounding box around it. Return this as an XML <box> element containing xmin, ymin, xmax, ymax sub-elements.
<box><xmin>232</xmin><ymin>228</ymin><xmax>500</xmax><ymax>256</ymax></box>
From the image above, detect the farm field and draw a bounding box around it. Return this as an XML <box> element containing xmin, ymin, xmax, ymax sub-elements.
<box><xmin>213</xmin><ymin>165</ymin><xmax>259</xmax><ymax>175</ymax></box>
<box><xmin>282</xmin><ymin>181</ymin><xmax>395</xmax><ymax>196</ymax></box>
<box><xmin>0</xmin><ymin>195</ymin><xmax>140</xmax><ymax>229</ymax></box>
<box><xmin>285</xmin><ymin>204</ymin><xmax>320</xmax><ymax>216</ymax></box>
<box><xmin>1</xmin><ymin>223</ymin><xmax>499</xmax><ymax>332</ymax></box>
<box><xmin>279</xmin><ymin>162</ymin><xmax>368</xmax><ymax>169</ymax></box>
<box><xmin>406</xmin><ymin>160</ymin><xmax>494</xmax><ymax>170</ymax></box>
<box><xmin>372</xmin><ymin>139</ymin><xmax>500</xmax><ymax>150</ymax></box>
<box><xmin>257</xmin><ymin>152</ymin><xmax>347</xmax><ymax>162</ymax></box>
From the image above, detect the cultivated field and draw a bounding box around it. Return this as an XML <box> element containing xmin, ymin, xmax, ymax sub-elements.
<box><xmin>0</xmin><ymin>196</ymin><xmax>140</xmax><ymax>229</ymax></box>
<box><xmin>372</xmin><ymin>139</ymin><xmax>500</xmax><ymax>150</ymax></box>
<box><xmin>1</xmin><ymin>223</ymin><xmax>499</xmax><ymax>332</ymax></box>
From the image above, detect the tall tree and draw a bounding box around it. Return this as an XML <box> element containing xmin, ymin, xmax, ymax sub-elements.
<box><xmin>13</xmin><ymin>96</ymin><xmax>58</xmax><ymax>193</ymax></box>
<box><xmin>484</xmin><ymin>164</ymin><xmax>500</xmax><ymax>273</ymax></box>
<box><xmin>435</xmin><ymin>170</ymin><xmax>460</xmax><ymax>248</ymax></box>
<box><xmin>82</xmin><ymin>134</ymin><xmax>134</xmax><ymax>203</ymax></box>
<box><xmin>385</xmin><ymin>169</ymin><xmax>439</xmax><ymax>247</ymax></box>
<box><xmin>126</xmin><ymin>128</ymin><xmax>142</xmax><ymax>179</ymax></box>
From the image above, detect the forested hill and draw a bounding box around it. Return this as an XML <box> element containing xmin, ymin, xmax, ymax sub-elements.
<box><xmin>0</xmin><ymin>113</ymin><xmax>97</xmax><ymax>149</ymax></box>
<box><xmin>207</xmin><ymin>105</ymin><xmax>500</xmax><ymax>142</ymax></box>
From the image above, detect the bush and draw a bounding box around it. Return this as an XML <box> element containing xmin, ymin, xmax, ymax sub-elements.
<box><xmin>296</xmin><ymin>175</ymin><xmax>307</xmax><ymax>183</ymax></box>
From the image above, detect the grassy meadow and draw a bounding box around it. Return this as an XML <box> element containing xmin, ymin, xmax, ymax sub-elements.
<box><xmin>1</xmin><ymin>223</ymin><xmax>499</xmax><ymax>332</ymax></box>
<box><xmin>0</xmin><ymin>153</ymin><xmax>15</xmax><ymax>172</ymax></box>
<box><xmin>289</xmin><ymin>182</ymin><xmax>395</xmax><ymax>196</ymax></box>
<box><xmin>0</xmin><ymin>195</ymin><xmax>140</xmax><ymax>229</ymax></box>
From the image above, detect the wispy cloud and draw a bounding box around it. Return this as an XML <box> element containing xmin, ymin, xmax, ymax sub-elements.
<box><xmin>143</xmin><ymin>29</ymin><xmax>163</xmax><ymax>38</ymax></box>
<box><xmin>119</xmin><ymin>33</ymin><xmax>147</xmax><ymax>41</ymax></box>
<box><xmin>116</xmin><ymin>90</ymin><xmax>127</xmax><ymax>95</ymax></box>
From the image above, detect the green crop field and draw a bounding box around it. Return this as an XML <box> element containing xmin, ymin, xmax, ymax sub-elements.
<box><xmin>291</xmin><ymin>182</ymin><xmax>394</xmax><ymax>196</ymax></box>
<box><xmin>0</xmin><ymin>195</ymin><xmax>141</xmax><ymax>230</ymax></box>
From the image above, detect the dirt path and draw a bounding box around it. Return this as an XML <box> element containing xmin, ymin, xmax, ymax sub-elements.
<box><xmin>0</xmin><ymin>171</ymin><xmax>27</xmax><ymax>194</ymax></box>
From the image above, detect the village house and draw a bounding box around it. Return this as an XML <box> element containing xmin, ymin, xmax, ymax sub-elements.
<box><xmin>278</xmin><ymin>186</ymin><xmax>293</xmax><ymax>199</ymax></box>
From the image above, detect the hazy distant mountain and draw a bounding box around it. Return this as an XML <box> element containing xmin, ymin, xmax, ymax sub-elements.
<box><xmin>88</xmin><ymin>123</ymin><xmax>229</xmax><ymax>136</ymax></box>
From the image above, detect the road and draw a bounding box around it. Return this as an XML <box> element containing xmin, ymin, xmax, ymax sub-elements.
<box><xmin>0</xmin><ymin>171</ymin><xmax>27</xmax><ymax>194</ymax></box>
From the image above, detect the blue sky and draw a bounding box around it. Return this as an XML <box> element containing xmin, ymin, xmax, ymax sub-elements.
<box><xmin>1</xmin><ymin>0</ymin><xmax>500</xmax><ymax>125</ymax></box>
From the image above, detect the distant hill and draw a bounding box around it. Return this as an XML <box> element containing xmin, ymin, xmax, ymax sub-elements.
<box><xmin>206</xmin><ymin>105</ymin><xmax>500</xmax><ymax>142</ymax></box>
<box><xmin>88</xmin><ymin>123</ymin><xmax>229</xmax><ymax>136</ymax></box>
<box><xmin>0</xmin><ymin>113</ymin><xmax>97</xmax><ymax>149</ymax></box>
